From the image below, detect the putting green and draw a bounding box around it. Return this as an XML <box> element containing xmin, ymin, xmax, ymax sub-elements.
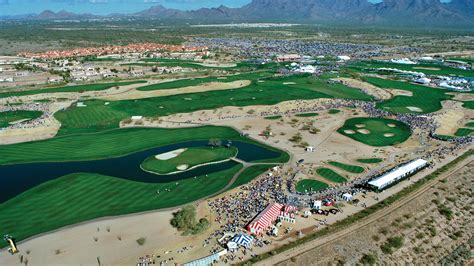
<box><xmin>0</xmin><ymin>165</ymin><xmax>242</xmax><ymax>249</ymax></box>
<box><xmin>328</xmin><ymin>161</ymin><xmax>365</xmax><ymax>174</ymax></box>
<box><xmin>142</xmin><ymin>146</ymin><xmax>238</xmax><ymax>174</ymax></box>
<box><xmin>367</xmin><ymin>77</ymin><xmax>452</xmax><ymax>114</ymax></box>
<box><xmin>0</xmin><ymin>80</ymin><xmax>146</xmax><ymax>99</ymax></box>
<box><xmin>316</xmin><ymin>168</ymin><xmax>348</xmax><ymax>183</ymax></box>
<box><xmin>296</xmin><ymin>179</ymin><xmax>329</xmax><ymax>193</ymax></box>
<box><xmin>0</xmin><ymin>110</ymin><xmax>43</xmax><ymax>128</ymax></box>
<box><xmin>357</xmin><ymin>158</ymin><xmax>383</xmax><ymax>164</ymax></box>
<box><xmin>338</xmin><ymin>117</ymin><xmax>411</xmax><ymax>146</ymax></box>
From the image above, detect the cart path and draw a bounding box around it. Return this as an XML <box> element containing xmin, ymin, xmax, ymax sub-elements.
<box><xmin>255</xmin><ymin>155</ymin><xmax>473</xmax><ymax>266</ymax></box>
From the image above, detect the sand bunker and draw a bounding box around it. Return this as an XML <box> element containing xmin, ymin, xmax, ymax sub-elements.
<box><xmin>387</xmin><ymin>123</ymin><xmax>397</xmax><ymax>128</ymax></box>
<box><xmin>335</xmin><ymin>78</ymin><xmax>392</xmax><ymax>100</ymax></box>
<box><xmin>355</xmin><ymin>124</ymin><xmax>366</xmax><ymax>128</ymax></box>
<box><xmin>384</xmin><ymin>133</ymin><xmax>395</xmax><ymax>137</ymax></box>
<box><xmin>391</xmin><ymin>89</ymin><xmax>413</xmax><ymax>97</ymax></box>
<box><xmin>176</xmin><ymin>164</ymin><xmax>189</xmax><ymax>171</ymax></box>
<box><xmin>413</xmin><ymin>67</ymin><xmax>441</xmax><ymax>71</ymax></box>
<box><xmin>407</xmin><ymin>106</ymin><xmax>423</xmax><ymax>112</ymax></box>
<box><xmin>357</xmin><ymin>129</ymin><xmax>371</xmax><ymax>135</ymax></box>
<box><xmin>344</xmin><ymin>130</ymin><xmax>356</xmax><ymax>135</ymax></box>
<box><xmin>155</xmin><ymin>148</ymin><xmax>187</xmax><ymax>160</ymax></box>
<box><xmin>283</xmin><ymin>82</ymin><xmax>296</xmax><ymax>85</ymax></box>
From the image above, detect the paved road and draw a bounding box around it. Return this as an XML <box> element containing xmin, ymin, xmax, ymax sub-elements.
<box><xmin>255</xmin><ymin>155</ymin><xmax>473</xmax><ymax>266</ymax></box>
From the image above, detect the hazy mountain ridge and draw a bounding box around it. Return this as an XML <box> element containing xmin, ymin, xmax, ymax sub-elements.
<box><xmin>2</xmin><ymin>0</ymin><xmax>473</xmax><ymax>26</ymax></box>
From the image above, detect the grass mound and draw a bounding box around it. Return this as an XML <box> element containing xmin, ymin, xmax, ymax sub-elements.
<box><xmin>338</xmin><ymin>117</ymin><xmax>411</xmax><ymax>146</ymax></box>
<box><xmin>454</xmin><ymin>128</ymin><xmax>474</xmax><ymax>137</ymax></box>
<box><xmin>0</xmin><ymin>110</ymin><xmax>43</xmax><ymax>128</ymax></box>
<box><xmin>265</xmin><ymin>115</ymin><xmax>282</xmax><ymax>120</ymax></box>
<box><xmin>328</xmin><ymin>109</ymin><xmax>341</xmax><ymax>114</ymax></box>
<box><xmin>296</xmin><ymin>179</ymin><xmax>329</xmax><ymax>193</ymax></box>
<box><xmin>295</xmin><ymin>113</ymin><xmax>318</xmax><ymax>117</ymax></box>
<box><xmin>141</xmin><ymin>146</ymin><xmax>237</xmax><ymax>175</ymax></box>
<box><xmin>328</xmin><ymin>161</ymin><xmax>365</xmax><ymax>174</ymax></box>
<box><xmin>357</xmin><ymin>158</ymin><xmax>383</xmax><ymax>164</ymax></box>
<box><xmin>463</xmin><ymin>101</ymin><xmax>474</xmax><ymax>110</ymax></box>
<box><xmin>316</xmin><ymin>168</ymin><xmax>348</xmax><ymax>183</ymax></box>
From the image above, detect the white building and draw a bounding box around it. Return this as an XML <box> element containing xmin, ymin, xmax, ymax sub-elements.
<box><xmin>414</xmin><ymin>77</ymin><xmax>431</xmax><ymax>85</ymax></box>
<box><xmin>337</xmin><ymin>55</ymin><xmax>351</xmax><ymax>61</ymax></box>
<box><xmin>368</xmin><ymin>159</ymin><xmax>428</xmax><ymax>191</ymax></box>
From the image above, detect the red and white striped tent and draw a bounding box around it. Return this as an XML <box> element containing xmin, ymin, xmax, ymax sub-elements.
<box><xmin>247</xmin><ymin>203</ymin><xmax>284</xmax><ymax>235</ymax></box>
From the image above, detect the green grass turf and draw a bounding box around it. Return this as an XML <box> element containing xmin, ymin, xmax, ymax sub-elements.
<box><xmin>54</xmin><ymin>75</ymin><xmax>372</xmax><ymax>135</ymax></box>
<box><xmin>264</xmin><ymin>115</ymin><xmax>282</xmax><ymax>120</ymax></box>
<box><xmin>0</xmin><ymin>80</ymin><xmax>146</xmax><ymax>99</ymax></box>
<box><xmin>454</xmin><ymin>128</ymin><xmax>474</xmax><ymax>137</ymax></box>
<box><xmin>463</xmin><ymin>101</ymin><xmax>474</xmax><ymax>110</ymax></box>
<box><xmin>350</xmin><ymin>61</ymin><xmax>474</xmax><ymax>77</ymax></box>
<box><xmin>465</xmin><ymin>122</ymin><xmax>474</xmax><ymax>128</ymax></box>
<box><xmin>0</xmin><ymin>126</ymin><xmax>287</xmax><ymax>165</ymax></box>
<box><xmin>141</xmin><ymin>146</ymin><xmax>237</xmax><ymax>175</ymax></box>
<box><xmin>327</xmin><ymin>161</ymin><xmax>365</xmax><ymax>174</ymax></box>
<box><xmin>228</xmin><ymin>164</ymin><xmax>275</xmax><ymax>190</ymax></box>
<box><xmin>136</xmin><ymin>72</ymin><xmax>271</xmax><ymax>91</ymax></box>
<box><xmin>337</xmin><ymin>117</ymin><xmax>411</xmax><ymax>147</ymax></box>
<box><xmin>357</xmin><ymin>158</ymin><xmax>383</xmax><ymax>164</ymax></box>
<box><xmin>295</xmin><ymin>113</ymin><xmax>318</xmax><ymax>117</ymax></box>
<box><xmin>296</xmin><ymin>179</ymin><xmax>329</xmax><ymax>193</ymax></box>
<box><xmin>0</xmin><ymin>165</ymin><xmax>242</xmax><ymax>248</ymax></box>
<box><xmin>328</xmin><ymin>109</ymin><xmax>341</xmax><ymax>114</ymax></box>
<box><xmin>366</xmin><ymin>77</ymin><xmax>452</xmax><ymax>114</ymax></box>
<box><xmin>316</xmin><ymin>168</ymin><xmax>348</xmax><ymax>183</ymax></box>
<box><xmin>0</xmin><ymin>110</ymin><xmax>43</xmax><ymax>128</ymax></box>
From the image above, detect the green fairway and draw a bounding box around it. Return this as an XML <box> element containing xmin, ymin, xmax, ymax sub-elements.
<box><xmin>328</xmin><ymin>161</ymin><xmax>365</xmax><ymax>174</ymax></box>
<box><xmin>357</xmin><ymin>158</ymin><xmax>383</xmax><ymax>164</ymax></box>
<box><xmin>0</xmin><ymin>80</ymin><xmax>146</xmax><ymax>99</ymax></box>
<box><xmin>349</xmin><ymin>61</ymin><xmax>474</xmax><ymax>78</ymax></box>
<box><xmin>454</xmin><ymin>128</ymin><xmax>474</xmax><ymax>137</ymax></box>
<box><xmin>316</xmin><ymin>168</ymin><xmax>348</xmax><ymax>183</ymax></box>
<box><xmin>0</xmin><ymin>126</ymin><xmax>287</xmax><ymax>165</ymax></box>
<box><xmin>295</xmin><ymin>113</ymin><xmax>319</xmax><ymax>117</ymax></box>
<box><xmin>296</xmin><ymin>179</ymin><xmax>329</xmax><ymax>193</ymax></box>
<box><xmin>265</xmin><ymin>115</ymin><xmax>282</xmax><ymax>120</ymax></box>
<box><xmin>463</xmin><ymin>101</ymin><xmax>474</xmax><ymax>110</ymax></box>
<box><xmin>0</xmin><ymin>165</ymin><xmax>242</xmax><ymax>248</ymax></box>
<box><xmin>54</xmin><ymin>75</ymin><xmax>372</xmax><ymax>135</ymax></box>
<box><xmin>141</xmin><ymin>146</ymin><xmax>238</xmax><ymax>174</ymax></box>
<box><xmin>367</xmin><ymin>77</ymin><xmax>452</xmax><ymax>114</ymax></box>
<box><xmin>338</xmin><ymin>117</ymin><xmax>411</xmax><ymax>147</ymax></box>
<box><xmin>229</xmin><ymin>164</ymin><xmax>275</xmax><ymax>190</ymax></box>
<box><xmin>0</xmin><ymin>110</ymin><xmax>43</xmax><ymax>128</ymax></box>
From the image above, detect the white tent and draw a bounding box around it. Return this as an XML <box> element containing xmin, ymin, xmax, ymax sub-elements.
<box><xmin>342</xmin><ymin>193</ymin><xmax>353</xmax><ymax>201</ymax></box>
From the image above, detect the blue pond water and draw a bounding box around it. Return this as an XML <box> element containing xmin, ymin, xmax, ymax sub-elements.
<box><xmin>0</xmin><ymin>140</ymin><xmax>281</xmax><ymax>203</ymax></box>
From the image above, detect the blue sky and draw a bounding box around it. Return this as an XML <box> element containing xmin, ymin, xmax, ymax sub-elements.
<box><xmin>0</xmin><ymin>0</ymin><xmax>451</xmax><ymax>16</ymax></box>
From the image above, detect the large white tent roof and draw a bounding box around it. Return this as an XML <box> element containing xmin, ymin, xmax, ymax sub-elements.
<box><xmin>368</xmin><ymin>159</ymin><xmax>427</xmax><ymax>190</ymax></box>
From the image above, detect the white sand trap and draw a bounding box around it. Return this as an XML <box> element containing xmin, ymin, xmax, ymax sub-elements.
<box><xmin>357</xmin><ymin>129</ymin><xmax>371</xmax><ymax>135</ymax></box>
<box><xmin>176</xmin><ymin>164</ymin><xmax>189</xmax><ymax>171</ymax></box>
<box><xmin>77</xmin><ymin>102</ymin><xmax>87</xmax><ymax>107</ymax></box>
<box><xmin>283</xmin><ymin>82</ymin><xmax>296</xmax><ymax>85</ymax></box>
<box><xmin>344</xmin><ymin>130</ymin><xmax>356</xmax><ymax>135</ymax></box>
<box><xmin>155</xmin><ymin>148</ymin><xmax>187</xmax><ymax>160</ymax></box>
<box><xmin>384</xmin><ymin>133</ymin><xmax>395</xmax><ymax>137</ymax></box>
<box><xmin>355</xmin><ymin>124</ymin><xmax>366</xmax><ymax>128</ymax></box>
<box><xmin>9</xmin><ymin>118</ymin><xmax>31</xmax><ymax>125</ymax></box>
<box><xmin>258</xmin><ymin>80</ymin><xmax>265</xmax><ymax>83</ymax></box>
<box><xmin>413</xmin><ymin>67</ymin><xmax>441</xmax><ymax>71</ymax></box>
<box><xmin>184</xmin><ymin>98</ymin><xmax>193</xmax><ymax>101</ymax></box>
<box><xmin>217</xmin><ymin>77</ymin><xmax>228</xmax><ymax>80</ymax></box>
<box><xmin>407</xmin><ymin>106</ymin><xmax>423</xmax><ymax>112</ymax></box>
<box><xmin>387</xmin><ymin>123</ymin><xmax>397</xmax><ymax>128</ymax></box>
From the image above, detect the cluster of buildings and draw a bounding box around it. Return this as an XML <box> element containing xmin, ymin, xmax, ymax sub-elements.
<box><xmin>18</xmin><ymin>43</ymin><xmax>208</xmax><ymax>60</ymax></box>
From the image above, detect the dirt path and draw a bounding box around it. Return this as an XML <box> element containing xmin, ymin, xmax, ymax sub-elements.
<box><xmin>256</xmin><ymin>154</ymin><xmax>473</xmax><ymax>266</ymax></box>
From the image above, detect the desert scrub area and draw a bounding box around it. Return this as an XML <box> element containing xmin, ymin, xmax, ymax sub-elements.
<box><xmin>277</xmin><ymin>161</ymin><xmax>473</xmax><ymax>265</ymax></box>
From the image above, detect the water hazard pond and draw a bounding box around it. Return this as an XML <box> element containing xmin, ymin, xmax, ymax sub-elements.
<box><xmin>0</xmin><ymin>140</ymin><xmax>281</xmax><ymax>203</ymax></box>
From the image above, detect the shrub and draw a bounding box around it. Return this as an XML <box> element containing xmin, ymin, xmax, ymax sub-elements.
<box><xmin>360</xmin><ymin>254</ymin><xmax>377</xmax><ymax>265</ymax></box>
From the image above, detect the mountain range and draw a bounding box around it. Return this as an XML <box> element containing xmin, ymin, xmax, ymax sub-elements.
<box><xmin>3</xmin><ymin>0</ymin><xmax>474</xmax><ymax>26</ymax></box>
